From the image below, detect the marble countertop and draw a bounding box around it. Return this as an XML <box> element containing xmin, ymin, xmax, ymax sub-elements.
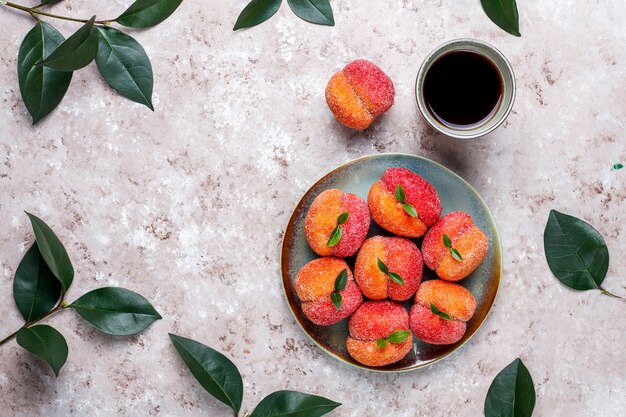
<box><xmin>0</xmin><ymin>1</ymin><xmax>624</xmax><ymax>416</ymax></box>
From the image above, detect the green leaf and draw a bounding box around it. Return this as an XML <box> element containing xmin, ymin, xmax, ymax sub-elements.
<box><xmin>334</xmin><ymin>269</ymin><xmax>347</xmax><ymax>291</ymax></box>
<box><xmin>116</xmin><ymin>0</ymin><xmax>184</xmax><ymax>28</ymax></box>
<box><xmin>376</xmin><ymin>338</ymin><xmax>388</xmax><ymax>349</ymax></box>
<box><xmin>233</xmin><ymin>0</ymin><xmax>282</xmax><ymax>31</ymax></box>
<box><xmin>95</xmin><ymin>27</ymin><xmax>153</xmax><ymax>110</ymax></box>
<box><xmin>443</xmin><ymin>233</ymin><xmax>452</xmax><ymax>248</ymax></box>
<box><xmin>484</xmin><ymin>358</ymin><xmax>536</xmax><ymax>417</ymax></box>
<box><xmin>336</xmin><ymin>211</ymin><xmax>348</xmax><ymax>225</ymax></box>
<box><xmin>25</xmin><ymin>212</ymin><xmax>74</xmax><ymax>292</ymax></box>
<box><xmin>250</xmin><ymin>390</ymin><xmax>341</xmax><ymax>417</ymax></box>
<box><xmin>18</xmin><ymin>21</ymin><xmax>73</xmax><ymax>124</ymax></box>
<box><xmin>387</xmin><ymin>330</ymin><xmax>410</xmax><ymax>344</ymax></box>
<box><xmin>37</xmin><ymin>16</ymin><xmax>98</xmax><ymax>71</ymax></box>
<box><xmin>544</xmin><ymin>210</ymin><xmax>609</xmax><ymax>291</ymax></box>
<box><xmin>330</xmin><ymin>292</ymin><xmax>342</xmax><ymax>310</ymax></box>
<box><xmin>16</xmin><ymin>325</ymin><xmax>68</xmax><ymax>376</ymax></box>
<box><xmin>286</xmin><ymin>0</ymin><xmax>334</xmax><ymax>26</ymax></box>
<box><xmin>41</xmin><ymin>0</ymin><xmax>65</xmax><ymax>5</ymax></box>
<box><xmin>388</xmin><ymin>272</ymin><xmax>405</xmax><ymax>286</ymax></box>
<box><xmin>169</xmin><ymin>334</ymin><xmax>243</xmax><ymax>413</ymax></box>
<box><xmin>13</xmin><ymin>243</ymin><xmax>62</xmax><ymax>322</ymax></box>
<box><xmin>394</xmin><ymin>184</ymin><xmax>406</xmax><ymax>203</ymax></box>
<box><xmin>612</xmin><ymin>163</ymin><xmax>623</xmax><ymax>170</ymax></box>
<box><xmin>376</xmin><ymin>258</ymin><xmax>389</xmax><ymax>274</ymax></box>
<box><xmin>71</xmin><ymin>287</ymin><xmax>161</xmax><ymax>336</ymax></box>
<box><xmin>480</xmin><ymin>0</ymin><xmax>521</xmax><ymax>37</ymax></box>
<box><xmin>326</xmin><ymin>225</ymin><xmax>342</xmax><ymax>247</ymax></box>
<box><xmin>450</xmin><ymin>248</ymin><xmax>463</xmax><ymax>262</ymax></box>
<box><xmin>402</xmin><ymin>203</ymin><xmax>418</xmax><ymax>218</ymax></box>
<box><xmin>430</xmin><ymin>303</ymin><xmax>451</xmax><ymax>321</ymax></box>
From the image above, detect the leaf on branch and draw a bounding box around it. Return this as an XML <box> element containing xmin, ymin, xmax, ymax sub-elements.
<box><xmin>287</xmin><ymin>0</ymin><xmax>334</xmax><ymax>26</ymax></box>
<box><xmin>234</xmin><ymin>0</ymin><xmax>282</xmax><ymax>31</ymax></box>
<box><xmin>16</xmin><ymin>325</ymin><xmax>68</xmax><ymax>376</ymax></box>
<box><xmin>37</xmin><ymin>16</ymin><xmax>99</xmax><ymax>71</ymax></box>
<box><xmin>71</xmin><ymin>287</ymin><xmax>161</xmax><ymax>336</ymax></box>
<box><xmin>18</xmin><ymin>21</ymin><xmax>72</xmax><ymax>124</ymax></box>
<box><xmin>249</xmin><ymin>390</ymin><xmax>341</xmax><ymax>417</ymax></box>
<box><xmin>95</xmin><ymin>27</ymin><xmax>154</xmax><ymax>109</ymax></box>
<box><xmin>116</xmin><ymin>0</ymin><xmax>185</xmax><ymax>29</ymax></box>
<box><xmin>169</xmin><ymin>334</ymin><xmax>243</xmax><ymax>413</ymax></box>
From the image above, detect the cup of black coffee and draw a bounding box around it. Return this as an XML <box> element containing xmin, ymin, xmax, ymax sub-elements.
<box><xmin>416</xmin><ymin>39</ymin><xmax>515</xmax><ymax>139</ymax></box>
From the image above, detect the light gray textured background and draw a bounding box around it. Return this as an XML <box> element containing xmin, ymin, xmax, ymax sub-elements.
<box><xmin>0</xmin><ymin>1</ymin><xmax>624</xmax><ymax>416</ymax></box>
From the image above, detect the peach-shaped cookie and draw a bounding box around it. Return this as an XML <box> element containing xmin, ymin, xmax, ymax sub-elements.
<box><xmin>409</xmin><ymin>280</ymin><xmax>477</xmax><ymax>345</ymax></box>
<box><xmin>347</xmin><ymin>301</ymin><xmax>412</xmax><ymax>367</ymax></box>
<box><xmin>304</xmin><ymin>189</ymin><xmax>370</xmax><ymax>257</ymax></box>
<box><xmin>368</xmin><ymin>168</ymin><xmax>441</xmax><ymax>237</ymax></box>
<box><xmin>294</xmin><ymin>257</ymin><xmax>363</xmax><ymax>326</ymax></box>
<box><xmin>354</xmin><ymin>236</ymin><xmax>422</xmax><ymax>301</ymax></box>
<box><xmin>326</xmin><ymin>59</ymin><xmax>395</xmax><ymax>130</ymax></box>
<box><xmin>422</xmin><ymin>211</ymin><xmax>489</xmax><ymax>281</ymax></box>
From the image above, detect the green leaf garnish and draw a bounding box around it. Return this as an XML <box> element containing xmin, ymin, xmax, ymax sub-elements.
<box><xmin>336</xmin><ymin>211</ymin><xmax>349</xmax><ymax>225</ymax></box>
<box><xmin>387</xmin><ymin>330</ymin><xmax>411</xmax><ymax>344</ymax></box>
<box><xmin>394</xmin><ymin>184</ymin><xmax>406</xmax><ymax>203</ymax></box>
<box><xmin>233</xmin><ymin>0</ymin><xmax>282</xmax><ymax>31</ymax></box>
<box><xmin>326</xmin><ymin>225</ymin><xmax>342</xmax><ymax>247</ymax></box>
<box><xmin>376</xmin><ymin>338</ymin><xmax>388</xmax><ymax>349</ymax></box>
<box><xmin>544</xmin><ymin>210</ymin><xmax>621</xmax><ymax>298</ymax></box>
<box><xmin>18</xmin><ymin>21</ymin><xmax>72</xmax><ymax>124</ymax></box>
<box><xmin>388</xmin><ymin>272</ymin><xmax>405</xmax><ymax>286</ymax></box>
<box><xmin>249</xmin><ymin>390</ymin><xmax>341</xmax><ymax>417</ymax></box>
<box><xmin>612</xmin><ymin>163</ymin><xmax>623</xmax><ymax>170</ymax></box>
<box><xmin>484</xmin><ymin>358</ymin><xmax>535</xmax><ymax>417</ymax></box>
<box><xmin>377</xmin><ymin>258</ymin><xmax>405</xmax><ymax>286</ymax></box>
<box><xmin>376</xmin><ymin>258</ymin><xmax>389</xmax><ymax>274</ymax></box>
<box><xmin>443</xmin><ymin>233</ymin><xmax>452</xmax><ymax>248</ymax></box>
<box><xmin>169</xmin><ymin>334</ymin><xmax>243</xmax><ymax>413</ymax></box>
<box><xmin>334</xmin><ymin>268</ymin><xmax>347</xmax><ymax>291</ymax></box>
<box><xmin>16</xmin><ymin>325</ymin><xmax>68</xmax><ymax>377</ymax></box>
<box><xmin>480</xmin><ymin>0</ymin><xmax>521</xmax><ymax>37</ymax></box>
<box><xmin>430</xmin><ymin>303</ymin><xmax>452</xmax><ymax>321</ymax></box>
<box><xmin>330</xmin><ymin>292</ymin><xmax>342</xmax><ymax>310</ymax></box>
<box><xmin>450</xmin><ymin>248</ymin><xmax>463</xmax><ymax>262</ymax></box>
<box><xmin>287</xmin><ymin>0</ymin><xmax>334</xmax><ymax>26</ymax></box>
<box><xmin>403</xmin><ymin>203</ymin><xmax>418</xmax><ymax>218</ymax></box>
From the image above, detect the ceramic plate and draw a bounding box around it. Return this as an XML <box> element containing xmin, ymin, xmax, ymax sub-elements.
<box><xmin>281</xmin><ymin>153</ymin><xmax>501</xmax><ymax>372</ymax></box>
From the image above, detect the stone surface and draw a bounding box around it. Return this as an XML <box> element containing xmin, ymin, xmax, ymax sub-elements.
<box><xmin>0</xmin><ymin>1</ymin><xmax>624</xmax><ymax>416</ymax></box>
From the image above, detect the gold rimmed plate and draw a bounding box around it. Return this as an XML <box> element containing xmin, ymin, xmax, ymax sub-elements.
<box><xmin>281</xmin><ymin>153</ymin><xmax>501</xmax><ymax>372</ymax></box>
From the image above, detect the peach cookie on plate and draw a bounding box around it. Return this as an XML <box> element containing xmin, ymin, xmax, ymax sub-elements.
<box><xmin>347</xmin><ymin>301</ymin><xmax>412</xmax><ymax>367</ymax></box>
<box><xmin>409</xmin><ymin>280</ymin><xmax>477</xmax><ymax>345</ymax></box>
<box><xmin>354</xmin><ymin>236</ymin><xmax>422</xmax><ymax>301</ymax></box>
<box><xmin>294</xmin><ymin>257</ymin><xmax>363</xmax><ymax>326</ymax></box>
<box><xmin>304</xmin><ymin>189</ymin><xmax>370</xmax><ymax>258</ymax></box>
<box><xmin>422</xmin><ymin>211</ymin><xmax>489</xmax><ymax>281</ymax></box>
<box><xmin>368</xmin><ymin>167</ymin><xmax>442</xmax><ymax>237</ymax></box>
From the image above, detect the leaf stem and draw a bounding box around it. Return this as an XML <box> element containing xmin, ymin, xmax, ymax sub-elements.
<box><xmin>0</xmin><ymin>300</ymin><xmax>69</xmax><ymax>348</ymax></box>
<box><xmin>599</xmin><ymin>288</ymin><xmax>624</xmax><ymax>300</ymax></box>
<box><xmin>2</xmin><ymin>1</ymin><xmax>113</xmax><ymax>25</ymax></box>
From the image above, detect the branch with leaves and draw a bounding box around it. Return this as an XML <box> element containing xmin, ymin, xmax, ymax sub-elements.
<box><xmin>1</xmin><ymin>0</ymin><xmax>184</xmax><ymax>124</ymax></box>
<box><xmin>170</xmin><ymin>334</ymin><xmax>341</xmax><ymax>417</ymax></box>
<box><xmin>0</xmin><ymin>212</ymin><xmax>161</xmax><ymax>376</ymax></box>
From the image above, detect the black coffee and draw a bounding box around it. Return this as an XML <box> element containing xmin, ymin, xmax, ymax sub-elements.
<box><xmin>423</xmin><ymin>50</ymin><xmax>503</xmax><ymax>129</ymax></box>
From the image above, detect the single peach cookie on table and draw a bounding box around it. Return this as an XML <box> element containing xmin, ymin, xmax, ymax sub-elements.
<box><xmin>354</xmin><ymin>236</ymin><xmax>422</xmax><ymax>301</ymax></box>
<box><xmin>325</xmin><ymin>59</ymin><xmax>395</xmax><ymax>130</ymax></box>
<box><xmin>421</xmin><ymin>211</ymin><xmax>489</xmax><ymax>281</ymax></box>
<box><xmin>294</xmin><ymin>257</ymin><xmax>363</xmax><ymax>326</ymax></box>
<box><xmin>304</xmin><ymin>189</ymin><xmax>370</xmax><ymax>258</ymax></box>
<box><xmin>347</xmin><ymin>300</ymin><xmax>412</xmax><ymax>367</ymax></box>
<box><xmin>368</xmin><ymin>167</ymin><xmax>441</xmax><ymax>237</ymax></box>
<box><xmin>409</xmin><ymin>280</ymin><xmax>477</xmax><ymax>345</ymax></box>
